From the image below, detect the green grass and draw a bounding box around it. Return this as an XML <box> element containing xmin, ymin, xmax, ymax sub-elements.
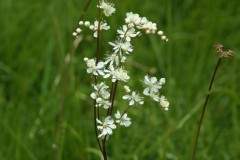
<box><xmin>1</xmin><ymin>0</ymin><xmax>240</xmax><ymax>159</ymax></box>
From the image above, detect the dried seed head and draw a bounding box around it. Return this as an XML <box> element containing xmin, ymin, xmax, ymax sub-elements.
<box><xmin>215</xmin><ymin>44</ymin><xmax>234</xmax><ymax>59</ymax></box>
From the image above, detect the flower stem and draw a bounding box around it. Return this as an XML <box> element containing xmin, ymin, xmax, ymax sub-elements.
<box><xmin>93</xmin><ymin>0</ymin><xmax>103</xmax><ymax>155</ymax></box>
<box><xmin>108</xmin><ymin>81</ymin><xmax>118</xmax><ymax>115</ymax></box>
<box><xmin>102</xmin><ymin>140</ymin><xmax>108</xmax><ymax>160</ymax></box>
<box><xmin>191</xmin><ymin>58</ymin><xmax>222</xmax><ymax>160</ymax></box>
<box><xmin>101</xmin><ymin>80</ymin><xmax>119</xmax><ymax>160</ymax></box>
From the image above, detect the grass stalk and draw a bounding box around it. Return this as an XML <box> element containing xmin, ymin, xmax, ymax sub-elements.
<box><xmin>54</xmin><ymin>0</ymin><xmax>93</xmax><ymax>160</ymax></box>
<box><xmin>191</xmin><ymin>44</ymin><xmax>234</xmax><ymax>159</ymax></box>
<box><xmin>191</xmin><ymin>58</ymin><xmax>221</xmax><ymax>160</ymax></box>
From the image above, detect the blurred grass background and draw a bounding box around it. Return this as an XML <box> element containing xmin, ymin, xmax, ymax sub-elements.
<box><xmin>0</xmin><ymin>0</ymin><xmax>240</xmax><ymax>159</ymax></box>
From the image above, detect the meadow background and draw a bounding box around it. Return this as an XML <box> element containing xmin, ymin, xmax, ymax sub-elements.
<box><xmin>1</xmin><ymin>0</ymin><xmax>240</xmax><ymax>159</ymax></box>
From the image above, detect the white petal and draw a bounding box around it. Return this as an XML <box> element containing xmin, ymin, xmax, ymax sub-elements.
<box><xmin>96</xmin><ymin>119</ymin><xmax>102</xmax><ymax>124</ymax></box>
<box><xmin>129</xmin><ymin>100</ymin><xmax>134</xmax><ymax>106</ymax></box>
<box><xmin>143</xmin><ymin>88</ymin><xmax>149</xmax><ymax>95</ymax></box>
<box><xmin>122</xmin><ymin>95</ymin><xmax>130</xmax><ymax>99</ymax></box>
<box><xmin>109</xmin><ymin>124</ymin><xmax>116</xmax><ymax>129</ymax></box>
<box><xmin>87</xmin><ymin>68</ymin><xmax>92</xmax><ymax>73</ymax></box>
<box><xmin>90</xmin><ymin>93</ymin><xmax>97</xmax><ymax>99</ymax></box>
<box><xmin>98</xmin><ymin>70</ymin><xmax>105</xmax><ymax>76</ymax></box>
<box><xmin>124</xmin><ymin>121</ymin><xmax>131</xmax><ymax>127</ymax></box>
<box><xmin>103</xmin><ymin>74</ymin><xmax>111</xmax><ymax>79</ymax></box>
<box><xmin>114</xmin><ymin>111</ymin><xmax>121</xmax><ymax>118</ymax></box>
<box><xmin>151</xmin><ymin>77</ymin><xmax>157</xmax><ymax>83</ymax></box>
<box><xmin>139</xmin><ymin>101</ymin><xmax>144</xmax><ymax>105</ymax></box>
<box><xmin>97</xmin><ymin>62</ymin><xmax>105</xmax><ymax>68</ymax></box>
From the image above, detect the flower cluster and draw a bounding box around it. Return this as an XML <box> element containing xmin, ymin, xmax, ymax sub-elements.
<box><xmin>97</xmin><ymin>116</ymin><xmax>116</xmax><ymax>138</ymax></box>
<box><xmin>90</xmin><ymin>82</ymin><xmax>111</xmax><ymax>109</ymax></box>
<box><xmin>143</xmin><ymin>75</ymin><xmax>169</xmax><ymax>111</ymax></box>
<box><xmin>97</xmin><ymin>0</ymin><xmax>116</xmax><ymax>17</ymax></box>
<box><xmin>75</xmin><ymin>1</ymin><xmax>170</xmax><ymax>139</ymax></box>
<box><xmin>115</xmin><ymin>111</ymin><xmax>131</xmax><ymax>127</ymax></box>
<box><xmin>84</xmin><ymin>58</ymin><xmax>105</xmax><ymax>76</ymax></box>
<box><xmin>123</xmin><ymin>91</ymin><xmax>144</xmax><ymax>106</ymax></box>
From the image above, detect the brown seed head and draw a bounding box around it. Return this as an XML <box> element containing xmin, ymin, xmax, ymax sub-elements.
<box><xmin>214</xmin><ymin>44</ymin><xmax>234</xmax><ymax>59</ymax></box>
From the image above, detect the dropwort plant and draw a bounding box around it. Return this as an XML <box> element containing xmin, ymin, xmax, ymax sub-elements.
<box><xmin>191</xmin><ymin>44</ymin><xmax>234</xmax><ymax>160</ymax></box>
<box><xmin>73</xmin><ymin>1</ymin><xmax>169</xmax><ymax>159</ymax></box>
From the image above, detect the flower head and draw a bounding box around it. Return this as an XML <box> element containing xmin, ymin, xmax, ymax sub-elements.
<box><xmin>104</xmin><ymin>66</ymin><xmax>130</xmax><ymax>82</ymax></box>
<box><xmin>143</xmin><ymin>75</ymin><xmax>168</xmax><ymax>102</ymax></box>
<box><xmin>109</xmin><ymin>39</ymin><xmax>133</xmax><ymax>55</ymax></box>
<box><xmin>97</xmin><ymin>116</ymin><xmax>116</xmax><ymax>138</ymax></box>
<box><xmin>143</xmin><ymin>75</ymin><xmax>161</xmax><ymax>95</ymax></box>
<box><xmin>98</xmin><ymin>1</ymin><xmax>116</xmax><ymax>17</ymax></box>
<box><xmin>115</xmin><ymin>111</ymin><xmax>131</xmax><ymax>127</ymax></box>
<box><xmin>84</xmin><ymin>58</ymin><xmax>105</xmax><ymax>76</ymax></box>
<box><xmin>116</xmin><ymin>67</ymin><xmax>130</xmax><ymax>82</ymax></box>
<box><xmin>125</xmin><ymin>12</ymin><xmax>141</xmax><ymax>25</ymax></box>
<box><xmin>91</xmin><ymin>82</ymin><xmax>110</xmax><ymax>100</ymax></box>
<box><xmin>117</xmin><ymin>25</ymin><xmax>139</xmax><ymax>42</ymax></box>
<box><xmin>104</xmin><ymin>53</ymin><xmax>120</xmax><ymax>67</ymax></box>
<box><xmin>96</xmin><ymin>98</ymin><xmax>111</xmax><ymax>109</ymax></box>
<box><xmin>93</xmin><ymin>20</ymin><xmax>110</xmax><ymax>38</ymax></box>
<box><xmin>123</xmin><ymin>91</ymin><xmax>144</xmax><ymax>106</ymax></box>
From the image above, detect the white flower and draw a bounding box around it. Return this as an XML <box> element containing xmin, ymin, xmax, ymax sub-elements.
<box><xmin>123</xmin><ymin>91</ymin><xmax>144</xmax><ymax>106</ymax></box>
<box><xmin>115</xmin><ymin>67</ymin><xmax>130</xmax><ymax>82</ymax></box>
<box><xmin>117</xmin><ymin>25</ymin><xmax>139</xmax><ymax>41</ymax></box>
<box><xmin>104</xmin><ymin>65</ymin><xmax>118</xmax><ymax>82</ymax></box>
<box><xmin>143</xmin><ymin>75</ymin><xmax>161</xmax><ymax>95</ymax></box>
<box><xmin>104</xmin><ymin>67</ymin><xmax>130</xmax><ymax>82</ymax></box>
<box><xmin>121</xmin><ymin>41</ymin><xmax>133</xmax><ymax>54</ymax></box>
<box><xmin>104</xmin><ymin>53</ymin><xmax>119</xmax><ymax>67</ymax></box>
<box><xmin>97</xmin><ymin>116</ymin><xmax>116</xmax><ymax>138</ymax></box>
<box><xmin>93</xmin><ymin>20</ymin><xmax>110</xmax><ymax>38</ymax></box>
<box><xmin>109</xmin><ymin>39</ymin><xmax>133</xmax><ymax>55</ymax></box>
<box><xmin>142</xmin><ymin>75</ymin><xmax>169</xmax><ymax>104</ymax></box>
<box><xmin>84</xmin><ymin>58</ymin><xmax>105</xmax><ymax>76</ymax></box>
<box><xmin>91</xmin><ymin>82</ymin><xmax>110</xmax><ymax>100</ymax></box>
<box><xmin>109</xmin><ymin>39</ymin><xmax>122</xmax><ymax>54</ymax></box>
<box><xmin>125</xmin><ymin>12</ymin><xmax>141</xmax><ymax>25</ymax></box>
<box><xmin>98</xmin><ymin>1</ymin><xmax>116</xmax><ymax>17</ymax></box>
<box><xmin>115</xmin><ymin>111</ymin><xmax>131</xmax><ymax>127</ymax></box>
<box><xmin>96</xmin><ymin>98</ymin><xmax>111</xmax><ymax>109</ymax></box>
<box><xmin>160</xmin><ymin>96</ymin><xmax>169</xmax><ymax>111</ymax></box>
